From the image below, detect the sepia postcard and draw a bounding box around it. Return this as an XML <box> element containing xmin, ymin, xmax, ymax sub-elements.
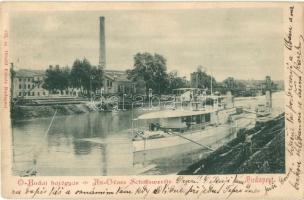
<box><xmin>0</xmin><ymin>2</ymin><xmax>303</xmax><ymax>199</ymax></box>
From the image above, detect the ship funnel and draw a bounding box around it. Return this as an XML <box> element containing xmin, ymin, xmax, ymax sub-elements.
<box><xmin>226</xmin><ymin>91</ymin><xmax>234</xmax><ymax>109</ymax></box>
<box><xmin>265</xmin><ymin>76</ymin><xmax>272</xmax><ymax>111</ymax></box>
<box><xmin>265</xmin><ymin>90</ymin><xmax>272</xmax><ymax>110</ymax></box>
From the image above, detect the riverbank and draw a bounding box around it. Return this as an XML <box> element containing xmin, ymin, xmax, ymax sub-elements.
<box><xmin>11</xmin><ymin>103</ymin><xmax>97</xmax><ymax>121</ymax></box>
<box><xmin>178</xmin><ymin>113</ymin><xmax>285</xmax><ymax>174</ymax></box>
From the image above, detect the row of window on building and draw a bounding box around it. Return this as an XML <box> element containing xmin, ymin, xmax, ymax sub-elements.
<box><xmin>18</xmin><ymin>77</ymin><xmax>41</xmax><ymax>82</ymax></box>
<box><xmin>19</xmin><ymin>91</ymin><xmax>46</xmax><ymax>96</ymax></box>
<box><xmin>58</xmin><ymin>91</ymin><xmax>77</xmax><ymax>95</ymax></box>
<box><xmin>106</xmin><ymin>79</ymin><xmax>113</xmax><ymax>88</ymax></box>
<box><xmin>18</xmin><ymin>90</ymin><xmax>78</xmax><ymax>97</ymax></box>
<box><xmin>19</xmin><ymin>84</ymin><xmax>41</xmax><ymax>89</ymax></box>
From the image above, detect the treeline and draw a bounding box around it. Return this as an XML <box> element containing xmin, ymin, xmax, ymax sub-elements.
<box><xmin>42</xmin><ymin>53</ymin><xmax>192</xmax><ymax>97</ymax></box>
<box><xmin>43</xmin><ymin>58</ymin><xmax>103</xmax><ymax>96</ymax></box>
<box><xmin>41</xmin><ymin>52</ymin><xmax>276</xmax><ymax>97</ymax></box>
<box><xmin>126</xmin><ymin>52</ymin><xmax>219</xmax><ymax>95</ymax></box>
<box><xmin>41</xmin><ymin>53</ymin><xmax>239</xmax><ymax>97</ymax></box>
<box><xmin>127</xmin><ymin>52</ymin><xmax>184</xmax><ymax>94</ymax></box>
<box><xmin>126</xmin><ymin>53</ymin><xmax>240</xmax><ymax>95</ymax></box>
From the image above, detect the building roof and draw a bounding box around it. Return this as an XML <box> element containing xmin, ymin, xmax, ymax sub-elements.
<box><xmin>15</xmin><ymin>69</ymin><xmax>45</xmax><ymax>77</ymax></box>
<box><xmin>14</xmin><ymin>68</ymin><xmax>132</xmax><ymax>82</ymax></box>
<box><xmin>104</xmin><ymin>69</ymin><xmax>131</xmax><ymax>82</ymax></box>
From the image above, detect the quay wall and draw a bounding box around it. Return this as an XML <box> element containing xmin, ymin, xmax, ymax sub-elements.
<box><xmin>11</xmin><ymin>103</ymin><xmax>96</xmax><ymax>121</ymax></box>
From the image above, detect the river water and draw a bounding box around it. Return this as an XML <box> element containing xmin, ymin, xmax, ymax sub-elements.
<box><xmin>12</xmin><ymin>92</ymin><xmax>284</xmax><ymax>176</ymax></box>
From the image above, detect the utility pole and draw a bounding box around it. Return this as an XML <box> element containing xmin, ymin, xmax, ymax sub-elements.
<box><xmin>196</xmin><ymin>73</ymin><xmax>198</xmax><ymax>88</ymax></box>
<box><xmin>211</xmin><ymin>75</ymin><xmax>213</xmax><ymax>95</ymax></box>
<box><xmin>149</xmin><ymin>88</ymin><xmax>152</xmax><ymax>109</ymax></box>
<box><xmin>210</xmin><ymin>68</ymin><xmax>213</xmax><ymax>95</ymax></box>
<box><xmin>90</xmin><ymin>75</ymin><xmax>95</xmax><ymax>102</ymax></box>
<box><xmin>90</xmin><ymin>76</ymin><xmax>92</xmax><ymax>102</ymax></box>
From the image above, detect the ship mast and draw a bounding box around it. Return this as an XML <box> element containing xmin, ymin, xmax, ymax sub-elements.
<box><xmin>211</xmin><ymin>74</ymin><xmax>213</xmax><ymax>95</ymax></box>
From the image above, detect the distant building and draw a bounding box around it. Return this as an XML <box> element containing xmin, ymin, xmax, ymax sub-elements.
<box><xmin>12</xmin><ymin>69</ymin><xmax>49</xmax><ymax>98</ymax></box>
<box><xmin>12</xmin><ymin>68</ymin><xmax>135</xmax><ymax>98</ymax></box>
<box><xmin>103</xmin><ymin>70</ymin><xmax>135</xmax><ymax>95</ymax></box>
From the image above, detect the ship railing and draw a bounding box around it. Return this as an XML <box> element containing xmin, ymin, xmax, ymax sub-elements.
<box><xmin>133</xmin><ymin>121</ymin><xmax>213</xmax><ymax>137</ymax></box>
<box><xmin>187</xmin><ymin>122</ymin><xmax>212</xmax><ymax>133</ymax></box>
<box><xmin>157</xmin><ymin>122</ymin><xmax>212</xmax><ymax>134</ymax></box>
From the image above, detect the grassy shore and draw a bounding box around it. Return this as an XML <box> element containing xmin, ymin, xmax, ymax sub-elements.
<box><xmin>178</xmin><ymin>113</ymin><xmax>285</xmax><ymax>174</ymax></box>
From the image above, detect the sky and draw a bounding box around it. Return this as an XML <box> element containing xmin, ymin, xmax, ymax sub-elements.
<box><xmin>10</xmin><ymin>8</ymin><xmax>284</xmax><ymax>81</ymax></box>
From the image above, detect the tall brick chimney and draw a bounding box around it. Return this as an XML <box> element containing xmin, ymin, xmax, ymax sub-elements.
<box><xmin>99</xmin><ymin>16</ymin><xmax>106</xmax><ymax>68</ymax></box>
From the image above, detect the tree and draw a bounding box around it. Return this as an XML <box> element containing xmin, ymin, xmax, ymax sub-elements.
<box><xmin>43</xmin><ymin>65</ymin><xmax>70</xmax><ymax>93</ymax></box>
<box><xmin>127</xmin><ymin>52</ymin><xmax>168</xmax><ymax>95</ymax></box>
<box><xmin>133</xmin><ymin>77</ymin><xmax>146</xmax><ymax>95</ymax></box>
<box><xmin>167</xmin><ymin>70</ymin><xmax>187</xmax><ymax>93</ymax></box>
<box><xmin>89</xmin><ymin>66</ymin><xmax>104</xmax><ymax>92</ymax></box>
<box><xmin>192</xmin><ymin>66</ymin><xmax>217</xmax><ymax>94</ymax></box>
<box><xmin>223</xmin><ymin>77</ymin><xmax>236</xmax><ymax>90</ymax></box>
<box><xmin>222</xmin><ymin>77</ymin><xmax>247</xmax><ymax>95</ymax></box>
<box><xmin>70</xmin><ymin>58</ymin><xmax>103</xmax><ymax>96</ymax></box>
<box><xmin>70</xmin><ymin>59</ymin><xmax>83</xmax><ymax>90</ymax></box>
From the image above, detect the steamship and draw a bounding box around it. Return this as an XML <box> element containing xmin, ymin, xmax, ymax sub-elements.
<box><xmin>131</xmin><ymin>88</ymin><xmax>256</xmax><ymax>152</ymax></box>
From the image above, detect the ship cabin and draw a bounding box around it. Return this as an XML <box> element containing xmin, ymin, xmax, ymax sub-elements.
<box><xmin>173</xmin><ymin>88</ymin><xmax>206</xmax><ymax>102</ymax></box>
<box><xmin>134</xmin><ymin>107</ymin><xmax>218</xmax><ymax>138</ymax></box>
<box><xmin>172</xmin><ymin>88</ymin><xmax>226</xmax><ymax>111</ymax></box>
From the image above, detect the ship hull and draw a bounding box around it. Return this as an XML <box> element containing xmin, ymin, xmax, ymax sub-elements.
<box><xmin>133</xmin><ymin>117</ymin><xmax>254</xmax><ymax>152</ymax></box>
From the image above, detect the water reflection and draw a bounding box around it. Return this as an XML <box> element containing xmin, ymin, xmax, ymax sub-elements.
<box><xmin>73</xmin><ymin>141</ymin><xmax>92</xmax><ymax>155</ymax></box>
<box><xmin>13</xmin><ymin>110</ymin><xmax>141</xmax><ymax>176</ymax></box>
